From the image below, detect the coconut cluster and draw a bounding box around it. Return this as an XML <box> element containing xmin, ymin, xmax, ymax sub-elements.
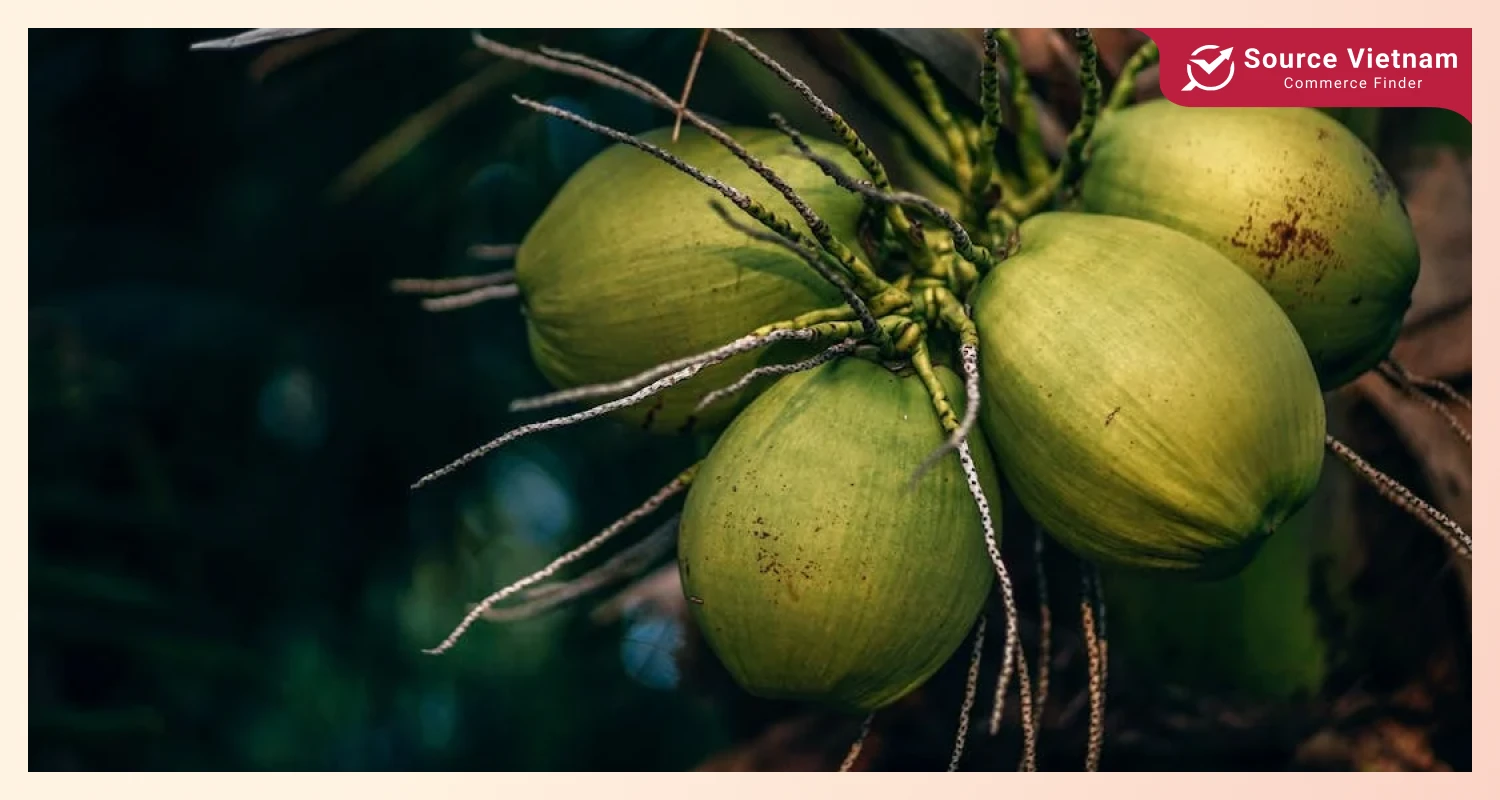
<box><xmin>397</xmin><ymin>30</ymin><xmax>1467</xmax><ymax>772</ymax></box>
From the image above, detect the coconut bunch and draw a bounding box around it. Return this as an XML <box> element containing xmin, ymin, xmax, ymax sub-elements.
<box><xmin>384</xmin><ymin>29</ymin><xmax>1469</xmax><ymax>771</ymax></box>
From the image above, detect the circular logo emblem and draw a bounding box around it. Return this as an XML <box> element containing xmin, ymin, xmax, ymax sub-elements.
<box><xmin>1183</xmin><ymin>44</ymin><xmax>1236</xmax><ymax>92</ymax></box>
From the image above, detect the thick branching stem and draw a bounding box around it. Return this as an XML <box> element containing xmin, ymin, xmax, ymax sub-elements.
<box><xmin>958</xmin><ymin>440</ymin><xmax>1037</xmax><ymax>770</ymax></box>
<box><xmin>423</xmin><ymin>465</ymin><xmax>697</xmax><ymax>655</ymax></box>
<box><xmin>840</xmin><ymin>713</ymin><xmax>876</xmax><ymax>772</ymax></box>
<box><xmin>1080</xmin><ymin>566</ymin><xmax>1106</xmax><ymax>772</ymax></box>
<box><xmin>1326</xmin><ymin>435</ymin><xmax>1471</xmax><ymax>558</ymax></box>
<box><xmin>1106</xmin><ymin>40</ymin><xmax>1160</xmax><ymax>112</ymax></box>
<box><xmin>948</xmin><ymin>614</ymin><xmax>988</xmax><ymax>771</ymax></box>
<box><xmin>1377</xmin><ymin>359</ymin><xmax>1472</xmax><ymax>444</ymax></box>
<box><xmin>413</xmin><ymin>327</ymin><xmax>825</xmax><ymax>489</ymax></box>
<box><xmin>909</xmin><ymin>336</ymin><xmax>981</xmax><ymax>488</ymax></box>
<box><xmin>911</xmin><ymin>340</ymin><xmax>961</xmax><ymax>436</ymax></box>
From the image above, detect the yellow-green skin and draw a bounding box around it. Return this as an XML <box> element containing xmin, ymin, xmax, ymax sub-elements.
<box><xmin>517</xmin><ymin>126</ymin><xmax>864</xmax><ymax>434</ymax></box>
<box><xmin>1080</xmin><ymin>101</ymin><xmax>1420</xmax><ymax>388</ymax></box>
<box><xmin>678</xmin><ymin>357</ymin><xmax>998</xmax><ymax>712</ymax></box>
<box><xmin>972</xmin><ymin>212</ymin><xmax>1326</xmax><ymax>578</ymax></box>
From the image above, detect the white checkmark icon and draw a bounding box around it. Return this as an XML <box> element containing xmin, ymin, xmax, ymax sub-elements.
<box><xmin>1190</xmin><ymin>47</ymin><xmax>1234</xmax><ymax>74</ymax></box>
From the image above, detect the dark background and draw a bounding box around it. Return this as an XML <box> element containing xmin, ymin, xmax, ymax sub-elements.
<box><xmin>29</xmin><ymin>28</ymin><xmax>741</xmax><ymax>770</ymax></box>
<box><xmin>29</xmin><ymin>29</ymin><xmax>1472</xmax><ymax>771</ymax></box>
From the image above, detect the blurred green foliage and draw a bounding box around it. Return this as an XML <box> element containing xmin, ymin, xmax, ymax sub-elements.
<box><xmin>28</xmin><ymin>28</ymin><xmax>784</xmax><ymax>770</ymax></box>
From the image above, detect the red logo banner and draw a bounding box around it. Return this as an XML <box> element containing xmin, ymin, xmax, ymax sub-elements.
<box><xmin>1140</xmin><ymin>28</ymin><xmax>1472</xmax><ymax>121</ymax></box>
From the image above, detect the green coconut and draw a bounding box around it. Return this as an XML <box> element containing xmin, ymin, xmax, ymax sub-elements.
<box><xmin>1080</xmin><ymin>101</ymin><xmax>1420</xmax><ymax>388</ymax></box>
<box><xmin>1099</xmin><ymin>457</ymin><xmax>1350</xmax><ymax>700</ymax></box>
<box><xmin>517</xmin><ymin>126</ymin><xmax>866</xmax><ymax>434</ymax></box>
<box><xmin>678</xmin><ymin>356</ymin><xmax>998</xmax><ymax>712</ymax></box>
<box><xmin>971</xmin><ymin>212</ymin><xmax>1325</xmax><ymax>578</ymax></box>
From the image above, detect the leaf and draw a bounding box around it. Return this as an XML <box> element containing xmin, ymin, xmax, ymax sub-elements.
<box><xmin>328</xmin><ymin>59</ymin><xmax>526</xmax><ymax>202</ymax></box>
<box><xmin>872</xmin><ymin>29</ymin><xmax>984</xmax><ymax>102</ymax></box>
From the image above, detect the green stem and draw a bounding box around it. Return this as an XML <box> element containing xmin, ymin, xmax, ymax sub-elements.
<box><xmin>1058</xmin><ymin>30</ymin><xmax>1103</xmax><ymax>202</ymax></box>
<box><xmin>1106</xmin><ymin>40</ymin><xmax>1159</xmax><ymax>113</ymax></box>
<box><xmin>993</xmin><ymin>29</ymin><xmax>1051</xmax><ymax>189</ymax></box>
<box><xmin>715</xmin><ymin>28</ymin><xmax>923</xmax><ymax>255</ymax></box>
<box><xmin>973</xmin><ymin>29</ymin><xmax>1004</xmax><ymax>201</ymax></box>
<box><xmin>1000</xmin><ymin>31</ymin><xmax>1103</xmax><ymax>218</ymax></box>
<box><xmin>828</xmin><ymin>32</ymin><xmax>956</xmax><ymax>183</ymax></box>
<box><xmin>912</xmin><ymin>338</ymin><xmax>960</xmax><ymax>434</ymax></box>
<box><xmin>888</xmin><ymin>135</ymin><xmax>968</xmax><ymax>217</ymax></box>
<box><xmin>905</xmin><ymin>56</ymin><xmax>974</xmax><ymax>196</ymax></box>
<box><xmin>933</xmin><ymin>288</ymin><xmax>980</xmax><ymax>349</ymax></box>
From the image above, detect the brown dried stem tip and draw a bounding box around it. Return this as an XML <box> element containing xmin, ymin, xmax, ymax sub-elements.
<box><xmin>672</xmin><ymin>29</ymin><xmax>712</xmax><ymax>142</ymax></box>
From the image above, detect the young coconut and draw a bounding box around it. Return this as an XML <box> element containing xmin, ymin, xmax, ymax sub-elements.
<box><xmin>517</xmin><ymin>125</ymin><xmax>874</xmax><ymax>433</ymax></box>
<box><xmin>1079</xmin><ymin>100</ymin><xmax>1420</xmax><ymax>389</ymax></box>
<box><xmin>677</xmin><ymin>355</ymin><xmax>999</xmax><ymax>712</ymax></box>
<box><xmin>971</xmin><ymin>212</ymin><xmax>1327</xmax><ymax>579</ymax></box>
<box><xmin>401</xmin><ymin>29</ymin><xmax>1063</xmax><ymax>771</ymax></box>
<box><xmin>1098</xmin><ymin>465</ymin><xmax>1349</xmax><ymax>701</ymax></box>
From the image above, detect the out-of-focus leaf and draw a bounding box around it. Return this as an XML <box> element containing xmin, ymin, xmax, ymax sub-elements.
<box><xmin>248</xmin><ymin>29</ymin><xmax>365</xmax><ymax>82</ymax></box>
<box><xmin>329</xmin><ymin>59</ymin><xmax>527</xmax><ymax>201</ymax></box>
<box><xmin>811</xmin><ymin>31</ymin><xmax>953</xmax><ymax>174</ymax></box>
<box><xmin>873</xmin><ymin>29</ymin><xmax>983</xmax><ymax>102</ymax></box>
